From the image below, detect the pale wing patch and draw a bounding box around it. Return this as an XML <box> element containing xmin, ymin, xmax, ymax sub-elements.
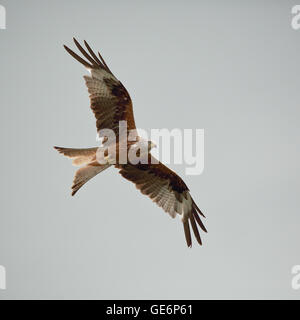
<box><xmin>84</xmin><ymin>68</ymin><xmax>117</xmax><ymax>99</ymax></box>
<box><xmin>117</xmin><ymin>162</ymin><xmax>206</xmax><ymax>247</ymax></box>
<box><xmin>152</xmin><ymin>184</ymin><xmax>178</xmax><ymax>219</ymax></box>
<box><xmin>181</xmin><ymin>192</ymin><xmax>193</xmax><ymax>222</ymax></box>
<box><xmin>83</xmin><ymin>75</ymin><xmax>112</xmax><ymax>99</ymax></box>
<box><xmin>90</xmin><ymin>68</ymin><xmax>115</xmax><ymax>81</ymax></box>
<box><xmin>153</xmin><ymin>188</ymin><xmax>193</xmax><ymax>221</ymax></box>
<box><xmin>132</xmin><ymin>170</ymin><xmax>186</xmax><ymax>219</ymax></box>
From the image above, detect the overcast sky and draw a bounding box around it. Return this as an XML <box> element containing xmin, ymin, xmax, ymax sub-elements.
<box><xmin>0</xmin><ymin>0</ymin><xmax>300</xmax><ymax>299</ymax></box>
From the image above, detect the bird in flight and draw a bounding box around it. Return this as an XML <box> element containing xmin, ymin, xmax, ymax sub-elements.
<box><xmin>54</xmin><ymin>38</ymin><xmax>207</xmax><ymax>247</ymax></box>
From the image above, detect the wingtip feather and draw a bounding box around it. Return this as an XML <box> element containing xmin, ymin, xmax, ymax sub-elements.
<box><xmin>190</xmin><ymin>213</ymin><xmax>202</xmax><ymax>245</ymax></box>
<box><xmin>183</xmin><ymin>220</ymin><xmax>192</xmax><ymax>248</ymax></box>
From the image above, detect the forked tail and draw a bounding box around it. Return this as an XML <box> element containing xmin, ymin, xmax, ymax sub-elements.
<box><xmin>54</xmin><ymin>146</ymin><xmax>111</xmax><ymax>195</ymax></box>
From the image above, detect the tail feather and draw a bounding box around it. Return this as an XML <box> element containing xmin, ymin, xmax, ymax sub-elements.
<box><xmin>54</xmin><ymin>146</ymin><xmax>98</xmax><ymax>166</ymax></box>
<box><xmin>72</xmin><ymin>162</ymin><xmax>110</xmax><ymax>196</ymax></box>
<box><xmin>54</xmin><ymin>146</ymin><xmax>110</xmax><ymax>195</ymax></box>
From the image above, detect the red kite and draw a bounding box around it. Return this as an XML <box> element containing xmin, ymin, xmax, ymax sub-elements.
<box><xmin>54</xmin><ymin>38</ymin><xmax>207</xmax><ymax>247</ymax></box>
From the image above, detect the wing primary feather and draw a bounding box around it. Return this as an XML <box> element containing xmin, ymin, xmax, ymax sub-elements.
<box><xmin>183</xmin><ymin>220</ymin><xmax>192</xmax><ymax>248</ymax></box>
<box><xmin>190</xmin><ymin>213</ymin><xmax>202</xmax><ymax>245</ymax></box>
<box><xmin>84</xmin><ymin>40</ymin><xmax>104</xmax><ymax>67</ymax></box>
<box><xmin>192</xmin><ymin>198</ymin><xmax>205</xmax><ymax>217</ymax></box>
<box><xmin>73</xmin><ymin>38</ymin><xmax>99</xmax><ymax>66</ymax></box>
<box><xmin>193</xmin><ymin>209</ymin><xmax>207</xmax><ymax>233</ymax></box>
<box><xmin>63</xmin><ymin>45</ymin><xmax>93</xmax><ymax>69</ymax></box>
<box><xmin>98</xmin><ymin>51</ymin><xmax>113</xmax><ymax>74</ymax></box>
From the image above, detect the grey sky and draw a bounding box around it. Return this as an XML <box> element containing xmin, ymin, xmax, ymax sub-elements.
<box><xmin>0</xmin><ymin>0</ymin><xmax>300</xmax><ymax>299</ymax></box>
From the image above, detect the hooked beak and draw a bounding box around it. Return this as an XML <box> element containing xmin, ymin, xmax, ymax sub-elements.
<box><xmin>151</xmin><ymin>142</ymin><xmax>157</xmax><ymax>149</ymax></box>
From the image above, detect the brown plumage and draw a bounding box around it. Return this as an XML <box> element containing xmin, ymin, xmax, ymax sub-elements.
<box><xmin>54</xmin><ymin>38</ymin><xmax>207</xmax><ymax>247</ymax></box>
<box><xmin>63</xmin><ymin>39</ymin><xmax>136</xmax><ymax>141</ymax></box>
<box><xmin>116</xmin><ymin>157</ymin><xmax>207</xmax><ymax>247</ymax></box>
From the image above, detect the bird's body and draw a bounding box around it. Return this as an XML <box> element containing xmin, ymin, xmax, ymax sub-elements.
<box><xmin>54</xmin><ymin>39</ymin><xmax>207</xmax><ymax>247</ymax></box>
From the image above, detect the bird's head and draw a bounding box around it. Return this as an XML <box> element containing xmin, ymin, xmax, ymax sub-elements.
<box><xmin>147</xmin><ymin>140</ymin><xmax>157</xmax><ymax>151</ymax></box>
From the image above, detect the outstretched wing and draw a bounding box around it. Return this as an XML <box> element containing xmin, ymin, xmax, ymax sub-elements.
<box><xmin>116</xmin><ymin>157</ymin><xmax>207</xmax><ymax>247</ymax></box>
<box><xmin>64</xmin><ymin>38</ymin><xmax>137</xmax><ymax>140</ymax></box>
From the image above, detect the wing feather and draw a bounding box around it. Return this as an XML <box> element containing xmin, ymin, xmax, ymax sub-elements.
<box><xmin>116</xmin><ymin>158</ymin><xmax>207</xmax><ymax>247</ymax></box>
<box><xmin>64</xmin><ymin>38</ymin><xmax>137</xmax><ymax>139</ymax></box>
